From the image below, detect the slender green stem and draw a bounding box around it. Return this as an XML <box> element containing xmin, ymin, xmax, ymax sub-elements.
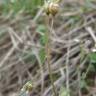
<box><xmin>45</xmin><ymin>16</ymin><xmax>57</xmax><ymax>96</ymax></box>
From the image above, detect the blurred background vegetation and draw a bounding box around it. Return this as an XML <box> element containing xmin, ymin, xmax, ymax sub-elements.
<box><xmin>0</xmin><ymin>0</ymin><xmax>96</xmax><ymax>96</ymax></box>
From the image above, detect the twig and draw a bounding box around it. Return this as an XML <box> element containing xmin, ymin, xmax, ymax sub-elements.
<box><xmin>66</xmin><ymin>33</ymin><xmax>70</xmax><ymax>94</ymax></box>
<box><xmin>85</xmin><ymin>27</ymin><xmax>96</xmax><ymax>43</ymax></box>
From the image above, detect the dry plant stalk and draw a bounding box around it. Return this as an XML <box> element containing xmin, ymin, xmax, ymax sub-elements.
<box><xmin>45</xmin><ymin>16</ymin><xmax>57</xmax><ymax>96</ymax></box>
<box><xmin>44</xmin><ymin>1</ymin><xmax>61</xmax><ymax>96</ymax></box>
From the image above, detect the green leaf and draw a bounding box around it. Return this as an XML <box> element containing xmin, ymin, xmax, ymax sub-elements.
<box><xmin>40</xmin><ymin>34</ymin><xmax>48</xmax><ymax>45</ymax></box>
<box><xmin>36</xmin><ymin>24</ymin><xmax>48</xmax><ymax>45</ymax></box>
<box><xmin>89</xmin><ymin>52</ymin><xmax>96</xmax><ymax>70</ymax></box>
<box><xmin>79</xmin><ymin>79</ymin><xmax>87</xmax><ymax>89</ymax></box>
<box><xmin>89</xmin><ymin>52</ymin><xmax>96</xmax><ymax>63</ymax></box>
<box><xmin>39</xmin><ymin>48</ymin><xmax>46</xmax><ymax>64</ymax></box>
<box><xmin>59</xmin><ymin>87</ymin><xmax>70</xmax><ymax>96</ymax></box>
<box><xmin>36</xmin><ymin>25</ymin><xmax>47</xmax><ymax>34</ymax></box>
